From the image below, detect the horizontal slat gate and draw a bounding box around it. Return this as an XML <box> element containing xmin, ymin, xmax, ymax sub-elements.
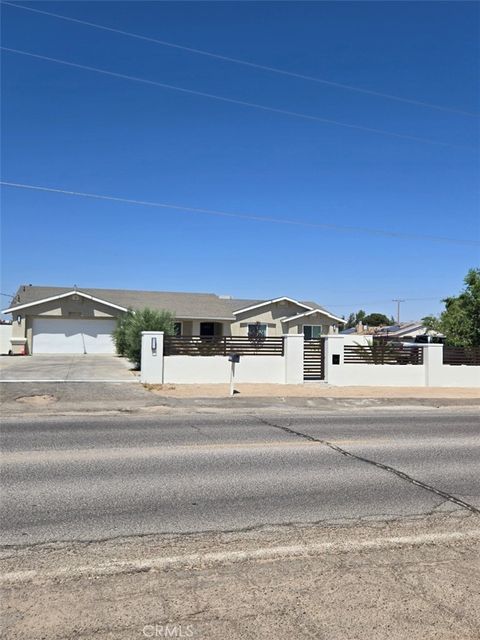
<box><xmin>304</xmin><ymin>338</ymin><xmax>325</xmax><ymax>380</ymax></box>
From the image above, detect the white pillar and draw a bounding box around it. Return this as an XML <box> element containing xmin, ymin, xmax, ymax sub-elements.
<box><xmin>423</xmin><ymin>343</ymin><xmax>443</xmax><ymax>387</ymax></box>
<box><xmin>140</xmin><ymin>331</ymin><xmax>164</xmax><ymax>384</ymax></box>
<box><xmin>323</xmin><ymin>335</ymin><xmax>345</xmax><ymax>385</ymax></box>
<box><xmin>283</xmin><ymin>334</ymin><xmax>304</xmax><ymax>384</ymax></box>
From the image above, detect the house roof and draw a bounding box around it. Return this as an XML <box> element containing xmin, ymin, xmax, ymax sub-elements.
<box><xmin>2</xmin><ymin>290</ymin><xmax>129</xmax><ymax>314</ymax></box>
<box><xmin>282</xmin><ymin>308</ymin><xmax>345</xmax><ymax>324</ymax></box>
<box><xmin>375</xmin><ymin>322</ymin><xmax>424</xmax><ymax>336</ymax></box>
<box><xmin>232</xmin><ymin>297</ymin><xmax>312</xmax><ymax>315</ymax></box>
<box><xmin>3</xmin><ymin>285</ymin><xmax>341</xmax><ymax>322</ymax></box>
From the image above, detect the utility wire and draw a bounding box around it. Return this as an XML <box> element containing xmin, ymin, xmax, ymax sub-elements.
<box><xmin>1</xmin><ymin>47</ymin><xmax>473</xmax><ymax>151</ymax></box>
<box><xmin>326</xmin><ymin>297</ymin><xmax>445</xmax><ymax>308</ymax></box>
<box><xmin>1</xmin><ymin>180</ymin><xmax>479</xmax><ymax>247</ymax></box>
<box><xmin>3</xmin><ymin>0</ymin><xmax>478</xmax><ymax>118</ymax></box>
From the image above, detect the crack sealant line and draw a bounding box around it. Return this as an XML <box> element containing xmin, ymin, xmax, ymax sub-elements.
<box><xmin>260</xmin><ymin>419</ymin><xmax>480</xmax><ymax>515</ymax></box>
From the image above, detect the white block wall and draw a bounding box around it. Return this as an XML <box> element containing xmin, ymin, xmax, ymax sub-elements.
<box><xmin>327</xmin><ymin>363</ymin><xmax>426</xmax><ymax>387</ymax></box>
<box><xmin>0</xmin><ymin>324</ymin><xmax>12</xmax><ymax>355</ymax></box>
<box><xmin>140</xmin><ymin>332</ymin><xmax>304</xmax><ymax>385</ymax></box>
<box><xmin>140</xmin><ymin>332</ymin><xmax>480</xmax><ymax>388</ymax></box>
<box><xmin>325</xmin><ymin>337</ymin><xmax>480</xmax><ymax>388</ymax></box>
<box><xmin>164</xmin><ymin>355</ymin><xmax>286</xmax><ymax>384</ymax></box>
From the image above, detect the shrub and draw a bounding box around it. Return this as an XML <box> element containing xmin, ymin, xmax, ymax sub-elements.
<box><xmin>114</xmin><ymin>308</ymin><xmax>175</xmax><ymax>368</ymax></box>
<box><xmin>112</xmin><ymin>309</ymin><xmax>134</xmax><ymax>356</ymax></box>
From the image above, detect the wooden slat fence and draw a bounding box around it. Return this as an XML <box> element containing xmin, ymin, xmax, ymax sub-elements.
<box><xmin>164</xmin><ymin>336</ymin><xmax>284</xmax><ymax>356</ymax></box>
<box><xmin>443</xmin><ymin>346</ymin><xmax>480</xmax><ymax>366</ymax></box>
<box><xmin>344</xmin><ymin>344</ymin><xmax>424</xmax><ymax>365</ymax></box>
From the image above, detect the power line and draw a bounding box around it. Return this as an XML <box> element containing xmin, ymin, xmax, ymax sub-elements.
<box><xmin>1</xmin><ymin>46</ymin><xmax>474</xmax><ymax>151</ymax></box>
<box><xmin>2</xmin><ymin>180</ymin><xmax>479</xmax><ymax>247</ymax></box>
<box><xmin>0</xmin><ymin>292</ymin><xmax>15</xmax><ymax>298</ymax></box>
<box><xmin>327</xmin><ymin>297</ymin><xmax>445</xmax><ymax>308</ymax></box>
<box><xmin>3</xmin><ymin>0</ymin><xmax>478</xmax><ymax>118</ymax></box>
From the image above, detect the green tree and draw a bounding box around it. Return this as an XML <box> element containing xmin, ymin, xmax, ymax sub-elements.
<box><xmin>422</xmin><ymin>268</ymin><xmax>480</xmax><ymax>347</ymax></box>
<box><xmin>363</xmin><ymin>313</ymin><xmax>392</xmax><ymax>327</ymax></box>
<box><xmin>114</xmin><ymin>308</ymin><xmax>176</xmax><ymax>368</ymax></box>
<box><xmin>345</xmin><ymin>309</ymin><xmax>366</xmax><ymax>329</ymax></box>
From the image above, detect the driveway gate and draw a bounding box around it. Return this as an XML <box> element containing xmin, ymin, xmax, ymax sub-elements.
<box><xmin>303</xmin><ymin>338</ymin><xmax>325</xmax><ymax>380</ymax></box>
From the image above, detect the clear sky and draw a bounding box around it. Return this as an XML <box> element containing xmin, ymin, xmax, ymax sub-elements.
<box><xmin>1</xmin><ymin>1</ymin><xmax>479</xmax><ymax>321</ymax></box>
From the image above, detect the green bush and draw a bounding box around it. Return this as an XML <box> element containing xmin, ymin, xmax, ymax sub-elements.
<box><xmin>112</xmin><ymin>309</ymin><xmax>134</xmax><ymax>356</ymax></box>
<box><xmin>113</xmin><ymin>308</ymin><xmax>175</xmax><ymax>368</ymax></box>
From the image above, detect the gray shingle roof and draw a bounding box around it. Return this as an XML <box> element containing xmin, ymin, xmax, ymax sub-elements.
<box><xmin>7</xmin><ymin>285</ymin><xmax>337</xmax><ymax>321</ymax></box>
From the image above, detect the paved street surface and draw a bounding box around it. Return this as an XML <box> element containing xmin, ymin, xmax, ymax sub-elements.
<box><xmin>1</xmin><ymin>408</ymin><xmax>479</xmax><ymax>638</ymax></box>
<box><xmin>2</xmin><ymin>410</ymin><xmax>479</xmax><ymax>544</ymax></box>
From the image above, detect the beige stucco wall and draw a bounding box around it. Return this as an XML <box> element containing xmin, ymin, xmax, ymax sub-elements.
<box><xmin>21</xmin><ymin>297</ymin><xmax>125</xmax><ymax>319</ymax></box>
<box><xmin>231</xmin><ymin>301</ymin><xmax>338</xmax><ymax>337</ymax></box>
<box><xmin>283</xmin><ymin>311</ymin><xmax>339</xmax><ymax>336</ymax></box>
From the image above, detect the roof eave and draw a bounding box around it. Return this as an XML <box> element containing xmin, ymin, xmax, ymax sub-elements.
<box><xmin>283</xmin><ymin>308</ymin><xmax>345</xmax><ymax>324</ymax></box>
<box><xmin>2</xmin><ymin>290</ymin><xmax>128</xmax><ymax>314</ymax></box>
<box><xmin>233</xmin><ymin>297</ymin><xmax>312</xmax><ymax>315</ymax></box>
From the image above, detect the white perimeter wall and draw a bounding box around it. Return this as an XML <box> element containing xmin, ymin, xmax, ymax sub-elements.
<box><xmin>325</xmin><ymin>337</ymin><xmax>479</xmax><ymax>388</ymax></box>
<box><xmin>164</xmin><ymin>355</ymin><xmax>285</xmax><ymax>384</ymax></box>
<box><xmin>427</xmin><ymin>365</ymin><xmax>480</xmax><ymax>387</ymax></box>
<box><xmin>140</xmin><ymin>333</ymin><xmax>304</xmax><ymax>384</ymax></box>
<box><xmin>140</xmin><ymin>332</ymin><xmax>480</xmax><ymax>388</ymax></box>
<box><xmin>0</xmin><ymin>324</ymin><xmax>12</xmax><ymax>354</ymax></box>
<box><xmin>327</xmin><ymin>363</ymin><xmax>426</xmax><ymax>387</ymax></box>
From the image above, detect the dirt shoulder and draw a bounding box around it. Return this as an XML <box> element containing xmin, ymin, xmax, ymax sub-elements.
<box><xmin>147</xmin><ymin>382</ymin><xmax>480</xmax><ymax>399</ymax></box>
<box><xmin>2</xmin><ymin>513</ymin><xmax>479</xmax><ymax>639</ymax></box>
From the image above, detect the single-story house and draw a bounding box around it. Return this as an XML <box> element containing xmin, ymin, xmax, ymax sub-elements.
<box><xmin>2</xmin><ymin>285</ymin><xmax>345</xmax><ymax>355</ymax></box>
<box><xmin>374</xmin><ymin>322</ymin><xmax>443</xmax><ymax>340</ymax></box>
<box><xmin>341</xmin><ymin>321</ymin><xmax>443</xmax><ymax>341</ymax></box>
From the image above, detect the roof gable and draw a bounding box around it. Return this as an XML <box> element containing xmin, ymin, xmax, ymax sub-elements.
<box><xmin>2</xmin><ymin>290</ymin><xmax>128</xmax><ymax>314</ymax></box>
<box><xmin>233</xmin><ymin>297</ymin><xmax>312</xmax><ymax>315</ymax></box>
<box><xmin>283</xmin><ymin>308</ymin><xmax>345</xmax><ymax>324</ymax></box>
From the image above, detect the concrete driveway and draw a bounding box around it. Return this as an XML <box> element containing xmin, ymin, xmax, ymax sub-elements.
<box><xmin>0</xmin><ymin>355</ymin><xmax>138</xmax><ymax>382</ymax></box>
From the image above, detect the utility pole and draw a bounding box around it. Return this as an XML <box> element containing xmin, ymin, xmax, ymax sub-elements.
<box><xmin>392</xmin><ymin>299</ymin><xmax>405</xmax><ymax>324</ymax></box>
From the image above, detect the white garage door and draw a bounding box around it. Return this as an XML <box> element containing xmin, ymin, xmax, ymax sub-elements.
<box><xmin>32</xmin><ymin>318</ymin><xmax>117</xmax><ymax>354</ymax></box>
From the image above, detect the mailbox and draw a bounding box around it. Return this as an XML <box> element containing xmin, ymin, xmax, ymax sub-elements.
<box><xmin>228</xmin><ymin>353</ymin><xmax>240</xmax><ymax>363</ymax></box>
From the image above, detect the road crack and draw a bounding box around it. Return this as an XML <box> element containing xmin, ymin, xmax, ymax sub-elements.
<box><xmin>260</xmin><ymin>419</ymin><xmax>480</xmax><ymax>515</ymax></box>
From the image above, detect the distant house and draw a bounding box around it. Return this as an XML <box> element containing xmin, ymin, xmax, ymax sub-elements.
<box><xmin>374</xmin><ymin>322</ymin><xmax>443</xmax><ymax>341</ymax></box>
<box><xmin>341</xmin><ymin>321</ymin><xmax>443</xmax><ymax>341</ymax></box>
<box><xmin>2</xmin><ymin>285</ymin><xmax>344</xmax><ymax>354</ymax></box>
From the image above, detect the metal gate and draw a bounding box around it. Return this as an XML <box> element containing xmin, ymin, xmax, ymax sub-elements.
<box><xmin>303</xmin><ymin>338</ymin><xmax>325</xmax><ymax>380</ymax></box>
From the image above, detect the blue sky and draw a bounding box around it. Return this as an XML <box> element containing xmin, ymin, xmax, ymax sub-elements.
<box><xmin>1</xmin><ymin>1</ymin><xmax>479</xmax><ymax>321</ymax></box>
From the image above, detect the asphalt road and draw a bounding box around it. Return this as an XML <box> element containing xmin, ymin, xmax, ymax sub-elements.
<box><xmin>1</xmin><ymin>409</ymin><xmax>479</xmax><ymax>545</ymax></box>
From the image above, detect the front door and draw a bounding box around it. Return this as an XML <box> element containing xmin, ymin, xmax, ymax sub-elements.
<box><xmin>200</xmin><ymin>322</ymin><xmax>218</xmax><ymax>338</ymax></box>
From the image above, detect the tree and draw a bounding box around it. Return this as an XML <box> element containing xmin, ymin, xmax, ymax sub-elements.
<box><xmin>345</xmin><ymin>309</ymin><xmax>366</xmax><ymax>329</ymax></box>
<box><xmin>362</xmin><ymin>313</ymin><xmax>392</xmax><ymax>327</ymax></box>
<box><xmin>422</xmin><ymin>268</ymin><xmax>480</xmax><ymax>347</ymax></box>
<box><xmin>113</xmin><ymin>308</ymin><xmax>176</xmax><ymax>368</ymax></box>
<box><xmin>345</xmin><ymin>310</ymin><xmax>393</xmax><ymax>329</ymax></box>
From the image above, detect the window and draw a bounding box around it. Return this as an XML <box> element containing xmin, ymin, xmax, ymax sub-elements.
<box><xmin>303</xmin><ymin>325</ymin><xmax>322</xmax><ymax>340</ymax></box>
<box><xmin>248</xmin><ymin>323</ymin><xmax>267</xmax><ymax>338</ymax></box>
<box><xmin>174</xmin><ymin>322</ymin><xmax>182</xmax><ymax>337</ymax></box>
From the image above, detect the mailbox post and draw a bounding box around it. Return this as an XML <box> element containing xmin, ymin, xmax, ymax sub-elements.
<box><xmin>228</xmin><ymin>353</ymin><xmax>240</xmax><ymax>396</ymax></box>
